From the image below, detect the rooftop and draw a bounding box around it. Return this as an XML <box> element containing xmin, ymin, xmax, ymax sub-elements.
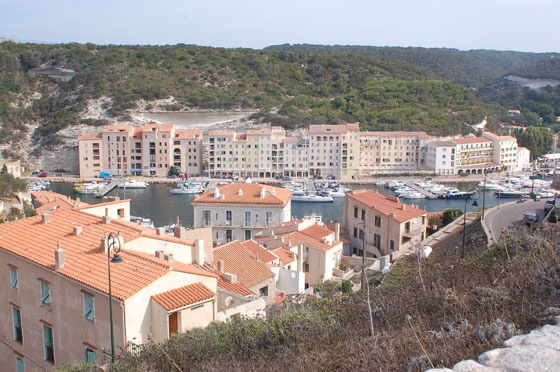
<box><xmin>360</xmin><ymin>131</ymin><xmax>429</xmax><ymax>138</ymax></box>
<box><xmin>242</xmin><ymin>239</ymin><xmax>278</xmax><ymax>264</ymax></box>
<box><xmin>309</xmin><ymin>123</ymin><xmax>360</xmax><ymax>133</ymax></box>
<box><xmin>78</xmin><ymin>133</ymin><xmax>102</xmax><ymax>141</ymax></box>
<box><xmin>453</xmin><ymin>137</ymin><xmax>493</xmax><ymax>145</ymax></box>
<box><xmin>430</xmin><ymin>140</ymin><xmax>457</xmax><ymax>147</ymax></box>
<box><xmin>174</xmin><ymin>129</ymin><xmax>202</xmax><ymax>140</ymax></box>
<box><xmin>347</xmin><ymin>190</ymin><xmax>427</xmax><ymax>223</ymax></box>
<box><xmin>213</xmin><ymin>240</ymin><xmax>275</xmax><ymax>288</ymax></box>
<box><xmin>192</xmin><ymin>183</ymin><xmax>292</xmax><ymax>207</ymax></box>
<box><xmin>151</xmin><ymin>282</ymin><xmax>215</xmax><ymax>312</ymax></box>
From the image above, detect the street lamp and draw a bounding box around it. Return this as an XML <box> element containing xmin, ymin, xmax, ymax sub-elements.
<box><xmin>462</xmin><ymin>189</ymin><xmax>481</xmax><ymax>258</ymax></box>
<box><xmin>481</xmin><ymin>170</ymin><xmax>487</xmax><ymax>220</ymax></box>
<box><xmin>107</xmin><ymin>232</ymin><xmax>123</xmax><ymax>364</ymax></box>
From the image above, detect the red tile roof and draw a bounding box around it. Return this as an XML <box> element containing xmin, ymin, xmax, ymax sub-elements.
<box><xmin>242</xmin><ymin>240</ymin><xmax>278</xmax><ymax>264</ymax></box>
<box><xmin>151</xmin><ymin>282</ymin><xmax>215</xmax><ymax>311</ymax></box>
<box><xmin>309</xmin><ymin>123</ymin><xmax>360</xmax><ymax>133</ymax></box>
<box><xmin>213</xmin><ymin>241</ymin><xmax>274</xmax><ymax>288</ymax></box>
<box><xmin>192</xmin><ymin>183</ymin><xmax>292</xmax><ymax>207</ymax></box>
<box><xmin>299</xmin><ymin>224</ymin><xmax>331</xmax><ymax>241</ymax></box>
<box><xmin>78</xmin><ymin>133</ymin><xmax>102</xmax><ymax>141</ymax></box>
<box><xmin>102</xmin><ymin>124</ymin><xmax>135</xmax><ymax>133</ymax></box>
<box><xmin>347</xmin><ymin>190</ymin><xmax>427</xmax><ymax>223</ymax></box>
<box><xmin>0</xmin><ymin>209</ymin><xmax>176</xmax><ymax>300</ymax></box>
<box><xmin>270</xmin><ymin>247</ymin><xmax>296</xmax><ymax>266</ymax></box>
<box><xmin>282</xmin><ymin>231</ymin><xmax>336</xmax><ymax>251</ymax></box>
<box><xmin>203</xmin><ymin>263</ymin><xmax>254</xmax><ymax>296</ymax></box>
<box><xmin>360</xmin><ymin>131</ymin><xmax>429</xmax><ymax>138</ymax></box>
<box><xmin>143</xmin><ymin>123</ymin><xmax>175</xmax><ymax>132</ymax></box>
<box><xmin>32</xmin><ymin>191</ymin><xmax>88</xmax><ymax>214</ymax></box>
<box><xmin>174</xmin><ymin>129</ymin><xmax>202</xmax><ymax>140</ymax></box>
<box><xmin>208</xmin><ymin>130</ymin><xmax>235</xmax><ymax>136</ymax></box>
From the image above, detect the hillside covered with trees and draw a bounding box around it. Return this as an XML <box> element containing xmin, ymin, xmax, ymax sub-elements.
<box><xmin>0</xmin><ymin>42</ymin><xmax>487</xmax><ymax>153</ymax></box>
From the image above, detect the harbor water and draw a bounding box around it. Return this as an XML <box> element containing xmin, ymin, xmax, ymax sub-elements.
<box><xmin>51</xmin><ymin>182</ymin><xmax>508</xmax><ymax>228</ymax></box>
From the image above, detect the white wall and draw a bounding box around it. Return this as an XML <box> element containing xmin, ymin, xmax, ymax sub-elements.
<box><xmin>274</xmin><ymin>267</ymin><xmax>305</xmax><ymax>294</ymax></box>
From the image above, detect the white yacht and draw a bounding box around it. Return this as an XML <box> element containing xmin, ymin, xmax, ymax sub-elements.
<box><xmin>292</xmin><ymin>193</ymin><xmax>334</xmax><ymax>202</ymax></box>
<box><xmin>117</xmin><ymin>180</ymin><xmax>149</xmax><ymax>189</ymax></box>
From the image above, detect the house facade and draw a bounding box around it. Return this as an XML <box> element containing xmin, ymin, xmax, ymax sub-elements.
<box><xmin>343</xmin><ymin>190</ymin><xmax>427</xmax><ymax>258</ymax></box>
<box><xmin>192</xmin><ymin>182</ymin><xmax>292</xmax><ymax>244</ymax></box>
<box><xmin>426</xmin><ymin>141</ymin><xmax>457</xmax><ymax>175</ymax></box>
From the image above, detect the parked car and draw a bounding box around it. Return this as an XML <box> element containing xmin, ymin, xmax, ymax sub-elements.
<box><xmin>544</xmin><ymin>199</ymin><xmax>556</xmax><ymax>212</ymax></box>
<box><xmin>523</xmin><ymin>212</ymin><xmax>538</xmax><ymax>225</ymax></box>
<box><xmin>38</xmin><ymin>172</ymin><xmax>48</xmax><ymax>178</ymax></box>
<box><xmin>282</xmin><ymin>176</ymin><xmax>292</xmax><ymax>181</ymax></box>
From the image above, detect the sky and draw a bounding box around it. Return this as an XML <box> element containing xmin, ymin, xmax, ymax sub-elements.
<box><xmin>1</xmin><ymin>0</ymin><xmax>559</xmax><ymax>53</ymax></box>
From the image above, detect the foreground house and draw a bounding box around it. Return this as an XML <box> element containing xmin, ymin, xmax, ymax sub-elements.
<box><xmin>192</xmin><ymin>181</ymin><xmax>292</xmax><ymax>243</ymax></box>
<box><xmin>343</xmin><ymin>190</ymin><xmax>427</xmax><ymax>258</ymax></box>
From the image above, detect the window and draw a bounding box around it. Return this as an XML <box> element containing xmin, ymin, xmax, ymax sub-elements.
<box><xmin>226</xmin><ymin>230</ymin><xmax>232</xmax><ymax>242</ymax></box>
<box><xmin>83</xmin><ymin>293</ymin><xmax>95</xmax><ymax>322</ymax></box>
<box><xmin>12</xmin><ymin>306</ymin><xmax>22</xmax><ymax>343</ymax></box>
<box><xmin>353</xmin><ymin>207</ymin><xmax>358</xmax><ymax>218</ymax></box>
<box><xmin>353</xmin><ymin>227</ymin><xmax>357</xmax><ymax>238</ymax></box>
<box><xmin>375</xmin><ymin>216</ymin><xmax>381</xmax><ymax>227</ymax></box>
<box><xmin>244</xmin><ymin>211</ymin><xmax>251</xmax><ymax>226</ymax></box>
<box><xmin>42</xmin><ymin>324</ymin><xmax>54</xmax><ymax>363</ymax></box>
<box><xmin>40</xmin><ymin>281</ymin><xmax>51</xmax><ymax>306</ymax></box>
<box><xmin>265</xmin><ymin>211</ymin><xmax>273</xmax><ymax>227</ymax></box>
<box><xmin>361</xmin><ymin>209</ymin><xmax>366</xmax><ymax>221</ymax></box>
<box><xmin>374</xmin><ymin>234</ymin><xmax>381</xmax><ymax>249</ymax></box>
<box><xmin>390</xmin><ymin>240</ymin><xmax>395</xmax><ymax>251</ymax></box>
<box><xmin>9</xmin><ymin>266</ymin><xmax>18</xmax><ymax>290</ymax></box>
<box><xmin>259</xmin><ymin>286</ymin><xmax>268</xmax><ymax>296</ymax></box>
<box><xmin>304</xmin><ymin>263</ymin><xmax>309</xmax><ymax>272</ymax></box>
<box><xmin>226</xmin><ymin>210</ymin><xmax>232</xmax><ymax>225</ymax></box>
<box><xmin>245</xmin><ymin>230</ymin><xmax>251</xmax><ymax>240</ymax></box>
<box><xmin>16</xmin><ymin>356</ymin><xmax>24</xmax><ymax>372</ymax></box>
<box><xmin>202</xmin><ymin>210</ymin><xmax>211</xmax><ymax>226</ymax></box>
<box><xmin>85</xmin><ymin>347</ymin><xmax>97</xmax><ymax>365</ymax></box>
<box><xmin>359</xmin><ymin>229</ymin><xmax>364</xmax><ymax>239</ymax></box>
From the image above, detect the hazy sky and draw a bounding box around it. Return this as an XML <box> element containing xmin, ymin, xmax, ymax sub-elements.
<box><xmin>1</xmin><ymin>0</ymin><xmax>558</xmax><ymax>52</ymax></box>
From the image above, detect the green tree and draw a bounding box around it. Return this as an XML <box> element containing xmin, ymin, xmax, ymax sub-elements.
<box><xmin>168</xmin><ymin>165</ymin><xmax>181</xmax><ymax>177</ymax></box>
<box><xmin>515</xmin><ymin>126</ymin><xmax>553</xmax><ymax>158</ymax></box>
<box><xmin>442</xmin><ymin>208</ymin><xmax>463</xmax><ymax>226</ymax></box>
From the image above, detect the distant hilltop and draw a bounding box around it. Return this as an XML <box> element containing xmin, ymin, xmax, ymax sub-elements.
<box><xmin>0</xmin><ymin>37</ymin><xmax>18</xmax><ymax>43</ymax></box>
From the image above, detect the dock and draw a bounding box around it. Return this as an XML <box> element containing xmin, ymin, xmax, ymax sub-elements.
<box><xmin>407</xmin><ymin>183</ymin><xmax>438</xmax><ymax>200</ymax></box>
<box><xmin>95</xmin><ymin>182</ymin><xmax>117</xmax><ymax>198</ymax></box>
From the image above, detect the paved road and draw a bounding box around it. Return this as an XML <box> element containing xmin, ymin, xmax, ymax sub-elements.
<box><xmin>485</xmin><ymin>200</ymin><xmax>546</xmax><ymax>242</ymax></box>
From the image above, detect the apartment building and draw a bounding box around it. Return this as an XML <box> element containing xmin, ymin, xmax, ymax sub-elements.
<box><xmin>308</xmin><ymin>123</ymin><xmax>361</xmax><ymax>179</ymax></box>
<box><xmin>482</xmin><ymin>131</ymin><xmax>518</xmax><ymax>171</ymax></box>
<box><xmin>516</xmin><ymin>147</ymin><xmax>531</xmax><ymax>171</ymax></box>
<box><xmin>359</xmin><ymin>131</ymin><xmax>429</xmax><ymax>174</ymax></box>
<box><xmin>343</xmin><ymin>190</ymin><xmax>427</xmax><ymax>258</ymax></box>
<box><xmin>426</xmin><ymin>141</ymin><xmax>457</xmax><ymax>175</ymax></box>
<box><xmin>78</xmin><ymin>123</ymin><xmax>202</xmax><ymax>178</ymax></box>
<box><xmin>453</xmin><ymin>137</ymin><xmax>496</xmax><ymax>174</ymax></box>
<box><xmin>192</xmin><ymin>182</ymin><xmax>292</xmax><ymax>244</ymax></box>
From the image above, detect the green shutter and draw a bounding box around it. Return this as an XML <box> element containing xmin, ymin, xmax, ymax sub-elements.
<box><xmin>41</xmin><ymin>282</ymin><xmax>51</xmax><ymax>305</ymax></box>
<box><xmin>12</xmin><ymin>307</ymin><xmax>22</xmax><ymax>342</ymax></box>
<box><xmin>43</xmin><ymin>324</ymin><xmax>54</xmax><ymax>362</ymax></box>
<box><xmin>16</xmin><ymin>357</ymin><xmax>24</xmax><ymax>372</ymax></box>
<box><xmin>10</xmin><ymin>267</ymin><xmax>18</xmax><ymax>289</ymax></box>
<box><xmin>85</xmin><ymin>348</ymin><xmax>97</xmax><ymax>365</ymax></box>
<box><xmin>83</xmin><ymin>294</ymin><xmax>95</xmax><ymax>321</ymax></box>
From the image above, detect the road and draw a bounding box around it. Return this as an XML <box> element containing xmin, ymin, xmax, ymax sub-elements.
<box><xmin>484</xmin><ymin>200</ymin><xmax>546</xmax><ymax>242</ymax></box>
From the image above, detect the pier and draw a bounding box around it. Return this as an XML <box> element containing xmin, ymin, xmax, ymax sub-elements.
<box><xmin>95</xmin><ymin>182</ymin><xmax>117</xmax><ymax>198</ymax></box>
<box><xmin>407</xmin><ymin>183</ymin><xmax>438</xmax><ymax>200</ymax></box>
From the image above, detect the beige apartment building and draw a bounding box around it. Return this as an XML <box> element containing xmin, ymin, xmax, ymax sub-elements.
<box><xmin>343</xmin><ymin>190</ymin><xmax>427</xmax><ymax>258</ymax></box>
<box><xmin>192</xmin><ymin>182</ymin><xmax>292</xmax><ymax>243</ymax></box>
<box><xmin>78</xmin><ymin>123</ymin><xmax>203</xmax><ymax>178</ymax></box>
<box><xmin>453</xmin><ymin>137</ymin><xmax>497</xmax><ymax>174</ymax></box>
<box><xmin>308</xmin><ymin>123</ymin><xmax>360</xmax><ymax>179</ymax></box>
<box><xmin>359</xmin><ymin>131</ymin><xmax>429</xmax><ymax>174</ymax></box>
<box><xmin>482</xmin><ymin>131</ymin><xmax>518</xmax><ymax>171</ymax></box>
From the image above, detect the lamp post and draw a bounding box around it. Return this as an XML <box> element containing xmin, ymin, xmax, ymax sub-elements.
<box><xmin>462</xmin><ymin>189</ymin><xmax>480</xmax><ymax>258</ymax></box>
<box><xmin>107</xmin><ymin>232</ymin><xmax>123</xmax><ymax>364</ymax></box>
<box><xmin>481</xmin><ymin>170</ymin><xmax>487</xmax><ymax>220</ymax></box>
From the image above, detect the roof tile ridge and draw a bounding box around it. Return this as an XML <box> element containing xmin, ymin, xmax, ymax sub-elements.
<box><xmin>121</xmin><ymin>250</ymin><xmax>171</xmax><ymax>270</ymax></box>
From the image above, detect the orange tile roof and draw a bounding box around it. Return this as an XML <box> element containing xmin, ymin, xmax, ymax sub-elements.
<box><xmin>102</xmin><ymin>124</ymin><xmax>134</xmax><ymax>133</ymax></box>
<box><xmin>347</xmin><ymin>190</ymin><xmax>426</xmax><ymax>223</ymax></box>
<box><xmin>453</xmin><ymin>137</ymin><xmax>492</xmax><ymax>145</ymax></box>
<box><xmin>32</xmin><ymin>191</ymin><xmax>88</xmax><ymax>214</ymax></box>
<box><xmin>299</xmin><ymin>224</ymin><xmax>331</xmax><ymax>241</ymax></box>
<box><xmin>234</xmin><ymin>133</ymin><xmax>247</xmax><ymax>141</ymax></box>
<box><xmin>282</xmin><ymin>231</ymin><xmax>336</xmax><ymax>251</ymax></box>
<box><xmin>309</xmin><ymin>123</ymin><xmax>360</xmax><ymax>133</ymax></box>
<box><xmin>242</xmin><ymin>240</ymin><xmax>278</xmax><ymax>264</ymax></box>
<box><xmin>208</xmin><ymin>130</ymin><xmax>235</xmax><ymax>136</ymax></box>
<box><xmin>192</xmin><ymin>183</ymin><xmax>292</xmax><ymax>207</ymax></box>
<box><xmin>275</xmin><ymin>291</ymin><xmax>289</xmax><ymax>305</ymax></box>
<box><xmin>270</xmin><ymin>247</ymin><xmax>296</xmax><ymax>266</ymax></box>
<box><xmin>203</xmin><ymin>263</ymin><xmax>254</xmax><ymax>296</ymax></box>
<box><xmin>0</xmin><ymin>209</ymin><xmax>175</xmax><ymax>300</ymax></box>
<box><xmin>213</xmin><ymin>241</ymin><xmax>274</xmax><ymax>288</ymax></box>
<box><xmin>129</xmin><ymin>251</ymin><xmax>217</xmax><ymax>278</ymax></box>
<box><xmin>174</xmin><ymin>129</ymin><xmax>202</xmax><ymax>140</ymax></box>
<box><xmin>143</xmin><ymin>123</ymin><xmax>175</xmax><ymax>132</ymax></box>
<box><xmin>151</xmin><ymin>282</ymin><xmax>215</xmax><ymax>312</ymax></box>
<box><xmin>78</xmin><ymin>133</ymin><xmax>102</xmax><ymax>141</ymax></box>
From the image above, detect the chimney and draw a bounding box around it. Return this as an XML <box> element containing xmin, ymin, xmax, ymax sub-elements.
<box><xmin>103</xmin><ymin>212</ymin><xmax>112</xmax><ymax>224</ymax></box>
<box><xmin>222</xmin><ymin>272</ymin><xmax>237</xmax><ymax>283</ymax></box>
<box><xmin>214</xmin><ymin>188</ymin><xmax>220</xmax><ymax>199</ymax></box>
<box><xmin>260</xmin><ymin>187</ymin><xmax>266</xmax><ymax>198</ymax></box>
<box><xmin>217</xmin><ymin>259</ymin><xmax>225</xmax><ymax>273</ymax></box>
<box><xmin>42</xmin><ymin>213</ymin><xmax>50</xmax><ymax>224</ymax></box>
<box><xmin>73</xmin><ymin>226</ymin><xmax>82</xmax><ymax>236</ymax></box>
<box><xmin>271</xmin><ymin>188</ymin><xmax>276</xmax><ymax>196</ymax></box>
<box><xmin>193</xmin><ymin>239</ymin><xmax>204</xmax><ymax>265</ymax></box>
<box><xmin>156</xmin><ymin>227</ymin><xmax>165</xmax><ymax>236</ymax></box>
<box><xmin>401</xmin><ymin>204</ymin><xmax>406</xmax><ymax>211</ymax></box>
<box><xmin>238</xmin><ymin>188</ymin><xmax>243</xmax><ymax>196</ymax></box>
<box><xmin>155</xmin><ymin>250</ymin><xmax>164</xmax><ymax>259</ymax></box>
<box><xmin>173</xmin><ymin>226</ymin><xmax>186</xmax><ymax>240</ymax></box>
<box><xmin>55</xmin><ymin>242</ymin><xmax>65</xmax><ymax>270</ymax></box>
<box><xmin>255</xmin><ymin>250</ymin><xmax>259</xmax><ymax>262</ymax></box>
<box><xmin>101</xmin><ymin>232</ymin><xmax>108</xmax><ymax>253</ymax></box>
<box><xmin>334</xmin><ymin>222</ymin><xmax>340</xmax><ymax>241</ymax></box>
<box><xmin>164</xmin><ymin>253</ymin><xmax>174</xmax><ymax>263</ymax></box>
